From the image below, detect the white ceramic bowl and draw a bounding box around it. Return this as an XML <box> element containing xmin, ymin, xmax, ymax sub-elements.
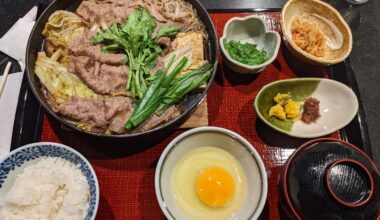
<box><xmin>155</xmin><ymin>126</ymin><xmax>268</xmax><ymax>220</ymax></box>
<box><xmin>0</xmin><ymin>142</ymin><xmax>99</xmax><ymax>220</ymax></box>
<box><xmin>220</xmin><ymin>15</ymin><xmax>280</xmax><ymax>74</ymax></box>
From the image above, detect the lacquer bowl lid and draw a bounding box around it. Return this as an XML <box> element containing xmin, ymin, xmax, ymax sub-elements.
<box><xmin>282</xmin><ymin>138</ymin><xmax>380</xmax><ymax>219</ymax></box>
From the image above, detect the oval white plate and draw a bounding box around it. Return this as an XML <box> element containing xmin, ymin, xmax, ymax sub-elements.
<box><xmin>254</xmin><ymin>78</ymin><xmax>359</xmax><ymax>138</ymax></box>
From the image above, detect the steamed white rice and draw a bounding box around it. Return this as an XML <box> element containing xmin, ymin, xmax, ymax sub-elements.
<box><xmin>0</xmin><ymin>157</ymin><xmax>90</xmax><ymax>220</ymax></box>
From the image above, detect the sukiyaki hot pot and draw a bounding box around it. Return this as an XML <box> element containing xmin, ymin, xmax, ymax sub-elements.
<box><xmin>26</xmin><ymin>0</ymin><xmax>218</xmax><ymax>141</ymax></box>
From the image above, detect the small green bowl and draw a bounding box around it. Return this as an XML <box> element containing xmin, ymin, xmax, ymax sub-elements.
<box><xmin>220</xmin><ymin>15</ymin><xmax>280</xmax><ymax>74</ymax></box>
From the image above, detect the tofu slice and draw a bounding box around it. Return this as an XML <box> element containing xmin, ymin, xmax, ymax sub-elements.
<box><xmin>169</xmin><ymin>32</ymin><xmax>210</xmax><ymax>88</ymax></box>
<box><xmin>174</xmin><ymin>32</ymin><xmax>204</xmax><ymax>62</ymax></box>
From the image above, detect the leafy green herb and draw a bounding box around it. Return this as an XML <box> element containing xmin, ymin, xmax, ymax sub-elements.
<box><xmin>91</xmin><ymin>7</ymin><xmax>182</xmax><ymax>100</ymax></box>
<box><xmin>224</xmin><ymin>40</ymin><xmax>267</xmax><ymax>66</ymax></box>
<box><xmin>121</xmin><ymin>7</ymin><xmax>157</xmax><ymax>56</ymax></box>
<box><xmin>91</xmin><ymin>23</ymin><xmax>125</xmax><ymax>46</ymax></box>
<box><xmin>101</xmin><ymin>43</ymin><xmax>120</xmax><ymax>53</ymax></box>
<box><xmin>155</xmin><ymin>25</ymin><xmax>181</xmax><ymax>39</ymax></box>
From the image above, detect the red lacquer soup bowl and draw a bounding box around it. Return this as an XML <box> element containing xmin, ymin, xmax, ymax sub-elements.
<box><xmin>279</xmin><ymin>138</ymin><xmax>380</xmax><ymax>220</ymax></box>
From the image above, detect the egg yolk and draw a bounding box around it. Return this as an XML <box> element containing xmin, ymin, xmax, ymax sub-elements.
<box><xmin>195</xmin><ymin>167</ymin><xmax>234</xmax><ymax>208</ymax></box>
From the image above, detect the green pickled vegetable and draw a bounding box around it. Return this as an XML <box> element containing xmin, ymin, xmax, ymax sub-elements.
<box><xmin>224</xmin><ymin>40</ymin><xmax>267</xmax><ymax>66</ymax></box>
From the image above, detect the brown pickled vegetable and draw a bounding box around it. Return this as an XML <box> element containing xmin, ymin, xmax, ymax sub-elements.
<box><xmin>301</xmin><ymin>97</ymin><xmax>321</xmax><ymax>124</ymax></box>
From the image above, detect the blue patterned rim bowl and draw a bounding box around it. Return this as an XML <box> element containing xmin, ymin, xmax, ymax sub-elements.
<box><xmin>0</xmin><ymin>142</ymin><xmax>99</xmax><ymax>220</ymax></box>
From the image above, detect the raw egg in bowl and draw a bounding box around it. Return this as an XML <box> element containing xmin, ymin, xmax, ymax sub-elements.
<box><xmin>155</xmin><ymin>126</ymin><xmax>268</xmax><ymax>220</ymax></box>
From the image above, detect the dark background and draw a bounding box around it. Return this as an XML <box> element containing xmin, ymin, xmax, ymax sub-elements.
<box><xmin>1</xmin><ymin>0</ymin><xmax>379</xmax><ymax>168</ymax></box>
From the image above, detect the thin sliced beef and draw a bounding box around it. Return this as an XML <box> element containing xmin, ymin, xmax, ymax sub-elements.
<box><xmin>57</xmin><ymin>96</ymin><xmax>109</xmax><ymax>133</ymax></box>
<box><xmin>68</xmin><ymin>56</ymin><xmax>128</xmax><ymax>95</ymax></box>
<box><xmin>135</xmin><ymin>105</ymin><xmax>179</xmax><ymax>132</ymax></box>
<box><xmin>76</xmin><ymin>0</ymin><xmax>168</xmax><ymax>27</ymax></box>
<box><xmin>69</xmin><ymin>30</ymin><xmax>129</xmax><ymax>95</ymax></box>
<box><xmin>125</xmin><ymin>0</ymin><xmax>167</xmax><ymax>22</ymax></box>
<box><xmin>156</xmin><ymin>36</ymin><xmax>171</xmax><ymax>48</ymax></box>
<box><xmin>70</xmin><ymin>30</ymin><xmax>125</xmax><ymax>65</ymax></box>
<box><xmin>58</xmin><ymin>96</ymin><xmax>133</xmax><ymax>133</ymax></box>
<box><xmin>128</xmin><ymin>0</ymin><xmax>144</xmax><ymax>8</ymax></box>
<box><xmin>156</xmin><ymin>36</ymin><xmax>172</xmax><ymax>55</ymax></box>
<box><xmin>76</xmin><ymin>0</ymin><xmax>133</xmax><ymax>27</ymax></box>
<box><xmin>108</xmin><ymin>110</ymin><xmax>133</xmax><ymax>133</ymax></box>
<box><xmin>104</xmin><ymin>96</ymin><xmax>133</xmax><ymax>120</ymax></box>
<box><xmin>58</xmin><ymin>95</ymin><xmax>179</xmax><ymax>133</ymax></box>
<box><xmin>77</xmin><ymin>0</ymin><xmax>179</xmax><ymax>34</ymax></box>
<box><xmin>143</xmin><ymin>2</ymin><xmax>167</xmax><ymax>22</ymax></box>
<box><xmin>105</xmin><ymin>97</ymin><xmax>134</xmax><ymax>133</ymax></box>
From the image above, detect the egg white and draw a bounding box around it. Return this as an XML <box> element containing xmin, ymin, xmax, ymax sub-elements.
<box><xmin>171</xmin><ymin>146</ymin><xmax>247</xmax><ymax>220</ymax></box>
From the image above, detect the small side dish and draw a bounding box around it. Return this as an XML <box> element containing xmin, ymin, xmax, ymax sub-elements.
<box><xmin>255</xmin><ymin>78</ymin><xmax>358</xmax><ymax>138</ymax></box>
<box><xmin>155</xmin><ymin>126</ymin><xmax>267</xmax><ymax>220</ymax></box>
<box><xmin>220</xmin><ymin>15</ymin><xmax>280</xmax><ymax>74</ymax></box>
<box><xmin>281</xmin><ymin>0</ymin><xmax>352</xmax><ymax>66</ymax></box>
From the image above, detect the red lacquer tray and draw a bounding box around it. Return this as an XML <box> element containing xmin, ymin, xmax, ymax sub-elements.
<box><xmin>38</xmin><ymin>12</ymin><xmax>341</xmax><ymax>220</ymax></box>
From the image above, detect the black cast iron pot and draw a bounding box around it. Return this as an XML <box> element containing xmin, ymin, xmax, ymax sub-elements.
<box><xmin>26</xmin><ymin>0</ymin><xmax>218</xmax><ymax>143</ymax></box>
